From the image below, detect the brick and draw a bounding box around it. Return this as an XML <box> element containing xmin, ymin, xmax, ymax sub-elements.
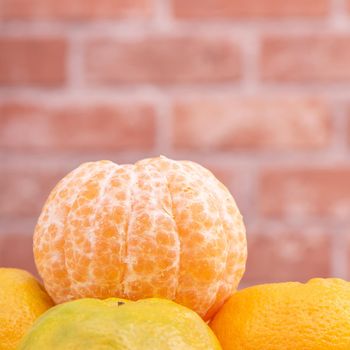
<box><xmin>0</xmin><ymin>38</ymin><xmax>66</xmax><ymax>86</ymax></box>
<box><xmin>198</xmin><ymin>162</ymin><xmax>249</xmax><ymax>211</ymax></box>
<box><xmin>85</xmin><ymin>37</ymin><xmax>241</xmax><ymax>84</ymax></box>
<box><xmin>0</xmin><ymin>164</ymin><xmax>69</xmax><ymax>219</ymax></box>
<box><xmin>0</xmin><ymin>234</ymin><xmax>39</xmax><ymax>278</ymax></box>
<box><xmin>261</xmin><ymin>36</ymin><xmax>350</xmax><ymax>82</ymax></box>
<box><xmin>0</xmin><ymin>0</ymin><xmax>151</xmax><ymax>20</ymax></box>
<box><xmin>173</xmin><ymin>0</ymin><xmax>329</xmax><ymax>19</ymax></box>
<box><xmin>242</xmin><ymin>229</ymin><xmax>331</xmax><ymax>285</ymax></box>
<box><xmin>195</xmin><ymin>163</ymin><xmax>235</xmax><ymax>188</ymax></box>
<box><xmin>259</xmin><ymin>168</ymin><xmax>350</xmax><ymax>220</ymax></box>
<box><xmin>0</xmin><ymin>102</ymin><xmax>156</xmax><ymax>151</ymax></box>
<box><xmin>346</xmin><ymin>233</ymin><xmax>350</xmax><ymax>280</ymax></box>
<box><xmin>173</xmin><ymin>97</ymin><xmax>330</xmax><ymax>151</ymax></box>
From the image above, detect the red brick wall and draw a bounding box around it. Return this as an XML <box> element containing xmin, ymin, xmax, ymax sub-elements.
<box><xmin>1</xmin><ymin>0</ymin><xmax>349</xmax><ymax>286</ymax></box>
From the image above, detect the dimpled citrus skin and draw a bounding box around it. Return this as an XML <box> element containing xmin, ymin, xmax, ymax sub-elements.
<box><xmin>210</xmin><ymin>278</ymin><xmax>350</xmax><ymax>350</ymax></box>
<box><xmin>34</xmin><ymin>156</ymin><xmax>246</xmax><ymax>319</ymax></box>
<box><xmin>0</xmin><ymin>268</ymin><xmax>54</xmax><ymax>350</ymax></box>
<box><xmin>18</xmin><ymin>298</ymin><xmax>222</xmax><ymax>350</ymax></box>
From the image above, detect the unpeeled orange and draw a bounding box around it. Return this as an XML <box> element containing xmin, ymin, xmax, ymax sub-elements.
<box><xmin>18</xmin><ymin>298</ymin><xmax>222</xmax><ymax>350</ymax></box>
<box><xmin>210</xmin><ymin>278</ymin><xmax>350</xmax><ymax>350</ymax></box>
<box><xmin>0</xmin><ymin>268</ymin><xmax>54</xmax><ymax>350</ymax></box>
<box><xmin>33</xmin><ymin>156</ymin><xmax>246</xmax><ymax>319</ymax></box>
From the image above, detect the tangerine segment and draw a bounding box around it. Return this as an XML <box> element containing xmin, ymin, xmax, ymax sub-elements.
<box><xmin>64</xmin><ymin>161</ymin><xmax>123</xmax><ymax>298</ymax></box>
<box><xmin>146</xmin><ymin>157</ymin><xmax>228</xmax><ymax>317</ymax></box>
<box><xmin>34</xmin><ymin>162</ymin><xmax>97</xmax><ymax>303</ymax></box>
<box><xmin>185</xmin><ymin>161</ymin><xmax>247</xmax><ymax>320</ymax></box>
<box><xmin>85</xmin><ymin>164</ymin><xmax>134</xmax><ymax>297</ymax></box>
<box><xmin>122</xmin><ymin>160</ymin><xmax>179</xmax><ymax>300</ymax></box>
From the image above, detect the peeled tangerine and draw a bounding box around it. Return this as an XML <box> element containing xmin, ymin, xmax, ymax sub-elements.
<box><xmin>210</xmin><ymin>278</ymin><xmax>350</xmax><ymax>350</ymax></box>
<box><xmin>34</xmin><ymin>156</ymin><xmax>246</xmax><ymax>319</ymax></box>
<box><xmin>0</xmin><ymin>268</ymin><xmax>54</xmax><ymax>350</ymax></box>
<box><xmin>18</xmin><ymin>298</ymin><xmax>222</xmax><ymax>350</ymax></box>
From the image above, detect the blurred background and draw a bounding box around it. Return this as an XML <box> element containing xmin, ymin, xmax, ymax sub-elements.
<box><xmin>1</xmin><ymin>0</ymin><xmax>350</xmax><ymax>287</ymax></box>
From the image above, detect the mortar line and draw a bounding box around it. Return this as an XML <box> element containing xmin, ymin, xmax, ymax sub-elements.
<box><xmin>329</xmin><ymin>0</ymin><xmax>349</xmax><ymax>29</ymax></box>
<box><xmin>153</xmin><ymin>96</ymin><xmax>173</xmax><ymax>155</ymax></box>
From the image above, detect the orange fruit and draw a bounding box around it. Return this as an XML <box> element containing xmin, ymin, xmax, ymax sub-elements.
<box><xmin>18</xmin><ymin>298</ymin><xmax>222</xmax><ymax>350</ymax></box>
<box><xmin>0</xmin><ymin>268</ymin><xmax>54</xmax><ymax>350</ymax></box>
<box><xmin>34</xmin><ymin>156</ymin><xmax>246</xmax><ymax>319</ymax></box>
<box><xmin>210</xmin><ymin>278</ymin><xmax>350</xmax><ymax>350</ymax></box>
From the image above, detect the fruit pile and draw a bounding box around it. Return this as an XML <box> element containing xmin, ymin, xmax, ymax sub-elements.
<box><xmin>1</xmin><ymin>156</ymin><xmax>350</xmax><ymax>350</ymax></box>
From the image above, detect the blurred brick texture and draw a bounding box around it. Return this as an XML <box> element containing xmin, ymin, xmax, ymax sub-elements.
<box><xmin>1</xmin><ymin>0</ymin><xmax>350</xmax><ymax>287</ymax></box>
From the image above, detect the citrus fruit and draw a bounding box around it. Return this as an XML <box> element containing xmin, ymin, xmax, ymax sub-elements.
<box><xmin>210</xmin><ymin>278</ymin><xmax>350</xmax><ymax>350</ymax></box>
<box><xmin>0</xmin><ymin>268</ymin><xmax>54</xmax><ymax>350</ymax></box>
<box><xmin>18</xmin><ymin>297</ymin><xmax>222</xmax><ymax>350</ymax></box>
<box><xmin>34</xmin><ymin>156</ymin><xmax>246</xmax><ymax>319</ymax></box>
